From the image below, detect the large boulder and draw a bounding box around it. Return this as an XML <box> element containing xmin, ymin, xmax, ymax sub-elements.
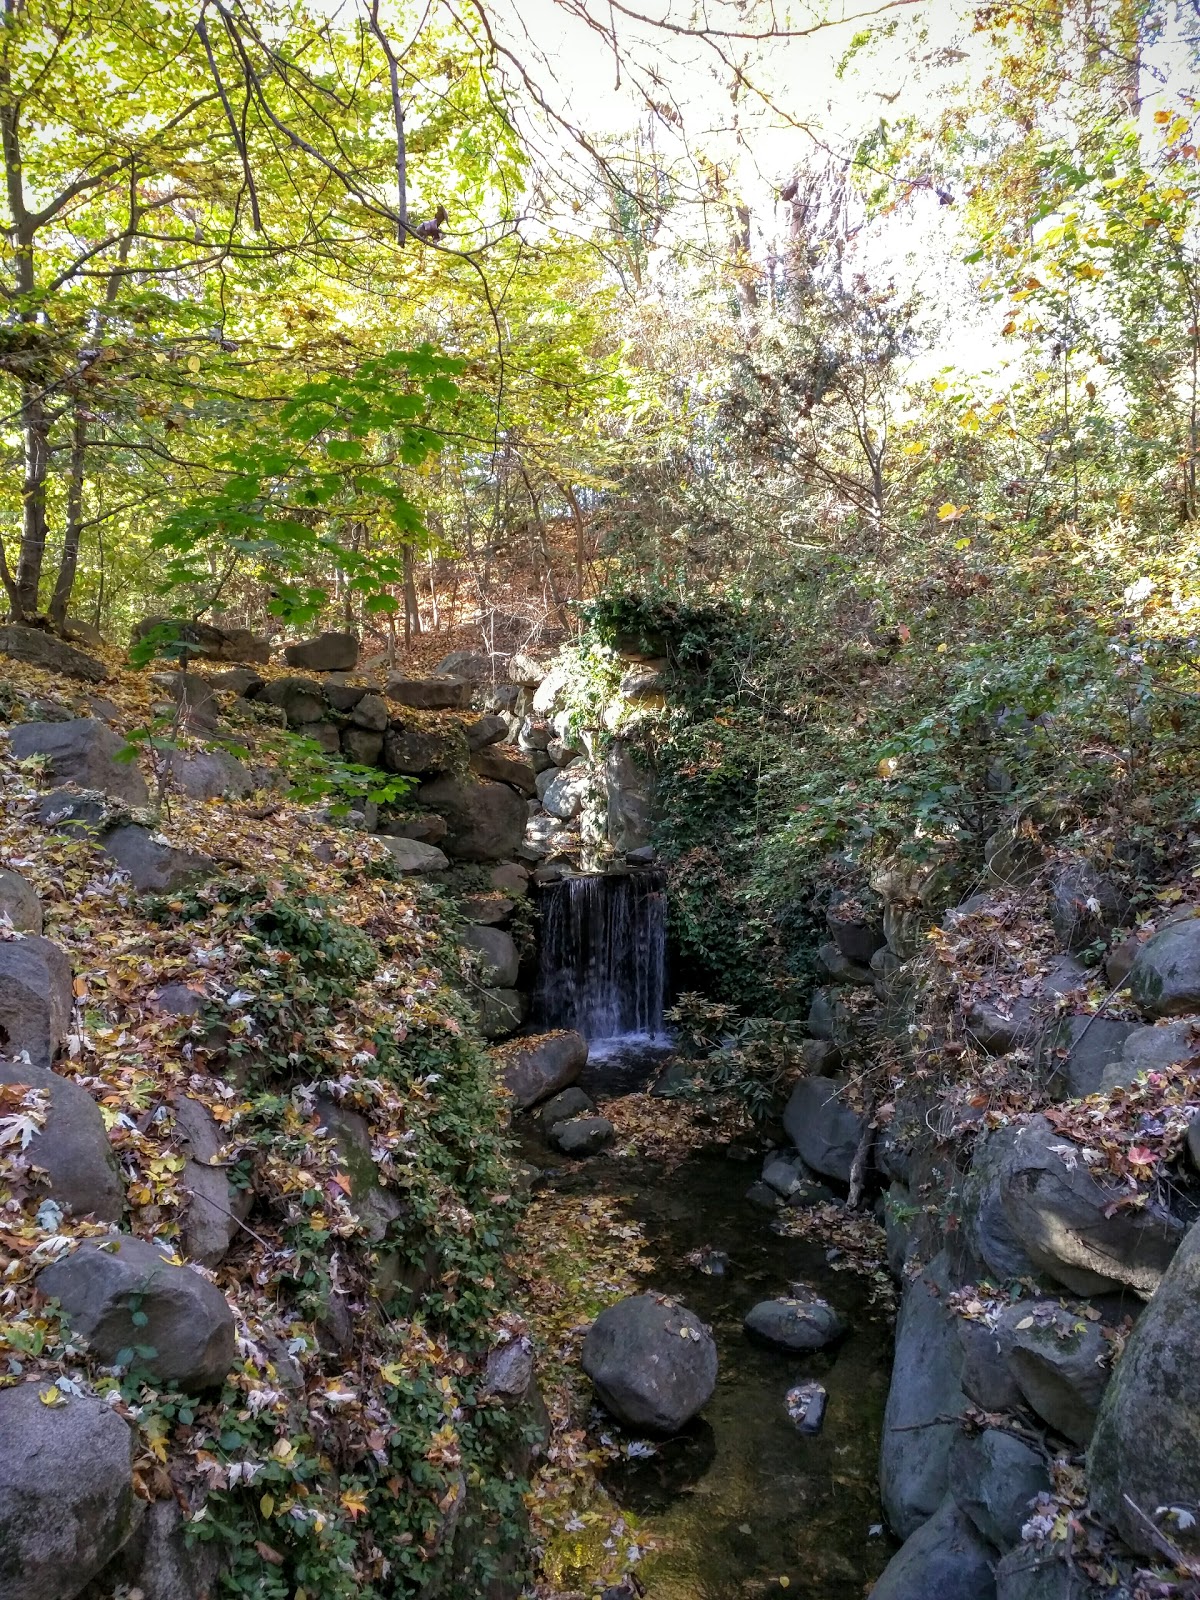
<box><xmin>743</xmin><ymin>1294</ymin><xmax>844</xmax><ymax>1352</ymax></box>
<box><xmin>541</xmin><ymin>764</ymin><xmax>593</xmax><ymax>821</ymax></box>
<box><xmin>997</xmin><ymin>1300</ymin><xmax>1109</xmax><ymax>1446</ymax></box>
<box><xmin>879</xmin><ymin>1254</ymin><xmax>967</xmax><ymax>1539</ymax></box>
<box><xmin>0</xmin><ymin>869</ymin><xmax>42</xmax><ymax>934</ymax></box>
<box><xmin>462</xmin><ymin>926</ymin><xmax>519</xmax><ymax>988</ymax></box>
<box><xmin>550</xmin><ymin>1115</ymin><xmax>615</xmax><ymax>1157</ymax></box>
<box><xmin>497</xmin><ymin>1031</ymin><xmax>587</xmax><ymax>1107</ymax></box>
<box><xmin>433</xmin><ymin>650</ymin><xmax>494</xmax><ymax>683</ymax></box>
<box><xmin>0</xmin><ymin>1383</ymin><xmax>138</xmax><ymax>1600</ymax></box>
<box><xmin>951</xmin><ymin>1428</ymin><xmax>1051</xmax><ymax>1549</ymax></box>
<box><xmin>9</xmin><ymin>718</ymin><xmax>148</xmax><ymax>804</ymax></box>
<box><xmin>1100</xmin><ymin>1019</ymin><xmax>1199</xmax><ymax>1091</ymax></box>
<box><xmin>340</xmin><ymin>727</ymin><xmax>383</xmax><ymax>765</ymax></box>
<box><xmin>466</xmin><ymin>713</ymin><xmax>508</xmax><ymax>751</ymax></box>
<box><xmin>284</xmin><ymin>631</ymin><xmax>358</xmax><ymax>672</ymax></box>
<box><xmin>1128</xmin><ymin>914</ymin><xmax>1200</xmax><ymax>1017</ymax></box>
<box><xmin>152</xmin><ymin>669</ymin><xmax>219</xmax><ymax>731</ymax></box>
<box><xmin>995</xmin><ymin>1543</ymin><xmax>1111</xmax><ymax>1600</ymax></box>
<box><xmin>0</xmin><ymin>623</ymin><xmax>107</xmax><ymax>682</ymax></box>
<box><xmin>782</xmin><ymin>1076</ymin><xmax>868</xmax><ymax>1184</ymax></box>
<box><xmin>383</xmin><ymin>718</ymin><xmax>469</xmax><ymax>776</ymax></box>
<box><xmin>0</xmin><ymin>936</ymin><xmax>72</xmax><ymax>1070</ymax></box>
<box><xmin>869</xmin><ymin>1497</ymin><xmax>997</xmax><ymax>1600</ymax></box>
<box><xmin>826</xmin><ymin>897</ymin><xmax>885</xmax><ymax>966</ymax></box>
<box><xmin>1001</xmin><ymin>1117</ymin><xmax>1182</xmax><ymax>1296</ymax></box>
<box><xmin>385</xmin><ymin>676</ymin><xmax>472</xmax><ymax>711</ymax></box>
<box><xmin>605</xmin><ymin>741</ymin><xmax>654</xmax><ymax>854</ymax></box>
<box><xmin>1049</xmin><ymin>860</ymin><xmax>1126</xmax><ymax>952</ymax></box>
<box><xmin>470</xmin><ymin>745</ymin><xmax>538</xmax><ymax>797</ymax></box>
<box><xmin>257</xmin><ymin>675</ymin><xmax>327</xmax><ymax>727</ymax></box>
<box><xmin>476</xmin><ymin>988</ymin><xmax>525</xmax><ymax>1039</ymax></box>
<box><xmin>416</xmin><ymin>777</ymin><xmax>526</xmax><ymax>861</ymax></box>
<box><xmin>0</xmin><ymin>1061</ymin><xmax>122</xmax><ymax>1221</ymax></box>
<box><xmin>380</xmin><ymin>837</ymin><xmax>449</xmax><ymax>874</ymax></box>
<box><xmin>582</xmin><ymin>1293</ymin><xmax>717</xmax><ymax>1434</ymax></box>
<box><xmin>132</xmin><ymin>616</ymin><xmax>268</xmax><ymax>664</ymax></box>
<box><xmin>1042</xmin><ymin>1015</ymin><xmax>1139</xmax><ymax>1099</ymax></box>
<box><xmin>99</xmin><ymin>825</ymin><xmax>215</xmax><ymax>893</ymax></box>
<box><xmin>1089</xmin><ymin>1213</ymin><xmax>1200</xmax><ymax>1556</ymax></box>
<box><xmin>164</xmin><ymin>748</ymin><xmax>251</xmax><ymax>800</ymax></box>
<box><xmin>39</xmin><ymin>1235</ymin><xmax>236</xmax><ymax>1390</ymax></box>
<box><xmin>81</xmin><ymin>1496</ymin><xmax>220</xmax><ymax>1600</ymax></box>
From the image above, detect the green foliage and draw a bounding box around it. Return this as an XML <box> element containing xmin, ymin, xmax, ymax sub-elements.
<box><xmin>664</xmin><ymin>993</ymin><xmax>805</xmax><ymax>1123</ymax></box>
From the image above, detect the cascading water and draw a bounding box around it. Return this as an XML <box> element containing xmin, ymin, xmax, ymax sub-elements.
<box><xmin>534</xmin><ymin>870</ymin><xmax>667</xmax><ymax>1044</ymax></box>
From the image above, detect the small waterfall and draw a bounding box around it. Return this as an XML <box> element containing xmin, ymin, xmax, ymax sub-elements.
<box><xmin>535</xmin><ymin>871</ymin><xmax>667</xmax><ymax>1043</ymax></box>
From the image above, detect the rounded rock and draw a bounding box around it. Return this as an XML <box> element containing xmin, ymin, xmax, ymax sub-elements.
<box><xmin>582</xmin><ymin>1292</ymin><xmax>717</xmax><ymax>1434</ymax></box>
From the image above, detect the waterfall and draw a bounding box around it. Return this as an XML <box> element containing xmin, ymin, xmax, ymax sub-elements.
<box><xmin>534</xmin><ymin>870</ymin><xmax>667</xmax><ymax>1043</ymax></box>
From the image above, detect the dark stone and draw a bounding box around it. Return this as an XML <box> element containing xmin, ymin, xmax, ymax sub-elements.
<box><xmin>10</xmin><ymin>718</ymin><xmax>148</xmax><ymax>804</ymax></box>
<box><xmin>459</xmin><ymin>892</ymin><xmax>515</xmax><ymax>925</ymax></box>
<box><xmin>744</xmin><ymin>1294</ymin><xmax>844</xmax><ymax>1352</ymax></box>
<box><xmin>462</xmin><ymin>925</ymin><xmax>519</xmax><ymax>987</ymax></box>
<box><xmin>0</xmin><ymin>624</ymin><xmax>107</xmax><ymax>682</ymax></box>
<box><xmin>0</xmin><ymin>869</ymin><xmax>41</xmax><ymax>934</ymax></box>
<box><xmin>0</xmin><ymin>1383</ymin><xmax>138</xmax><ymax>1600</ymax></box>
<box><xmin>956</xmin><ymin>1315</ymin><xmax>1024</xmax><ymax>1413</ymax></box>
<box><xmin>33</xmin><ymin>788</ymin><xmax>108</xmax><ymax>834</ymax></box>
<box><xmin>323</xmin><ymin>681</ymin><xmax>368</xmax><ymax>711</ymax></box>
<box><xmin>99</xmin><ymin>825</ymin><xmax>215</xmax><ymax>893</ymax></box>
<box><xmin>340</xmin><ymin>727</ymin><xmax>384</xmax><ymax>765</ymax></box>
<box><xmin>379</xmin><ymin>836</ymin><xmax>448</xmax><ymax>874</ymax></box>
<box><xmin>485</xmin><ymin>1333</ymin><xmax>535</xmax><ymax>1399</ymax></box>
<box><xmin>164</xmin><ymin>748</ymin><xmax>251</xmax><ymax>800</ymax></box>
<box><xmin>470</xmin><ymin>745</ymin><xmax>538</xmax><ymax>797</ymax></box>
<box><xmin>476</xmin><ymin>988</ymin><xmax>524</xmax><ymax>1038</ymax></box>
<box><xmin>385</xmin><ymin>676</ymin><xmax>472</xmax><ymax>710</ymax></box>
<box><xmin>582</xmin><ymin>1293</ymin><xmax>718</xmax><ymax>1433</ymax></box>
<box><xmin>131</xmin><ymin>616</ymin><xmax>269</xmax><ymax>664</ymax></box>
<box><xmin>1129</xmin><ymin>915</ymin><xmax>1200</xmax><ymax>1017</ymax></box>
<box><xmin>1101</xmin><ymin>1020</ymin><xmax>1199</xmax><ymax>1091</ymax></box>
<box><xmin>869</xmin><ymin>1496</ymin><xmax>996</xmax><ymax>1600</ymax></box>
<box><xmin>300</xmin><ymin>720</ymin><xmax>340</xmax><ymax>755</ymax></box>
<box><xmin>827</xmin><ymin>897</ymin><xmax>885</xmax><ymax>965</ymax></box>
<box><xmin>550</xmin><ymin>1116</ymin><xmax>614</xmax><ymax>1156</ymax></box>
<box><xmin>0</xmin><ymin>1060</ymin><xmax>122</xmax><ymax>1222</ymax></box>
<box><xmin>382</xmin><ymin>719</ymin><xmax>469</xmax><ymax>776</ymax></box>
<box><xmin>466</xmin><ymin>713</ymin><xmax>509</xmax><ymax>750</ymax></box>
<box><xmin>0</xmin><ymin>936</ymin><xmax>72</xmax><ymax>1070</ymax></box>
<box><xmin>1049</xmin><ymin>860</ymin><xmax>1126</xmax><ymax>952</ymax></box>
<box><xmin>81</xmin><ymin>1496</ymin><xmax>221</xmax><ymax>1600</ymax></box>
<box><xmin>782</xmin><ymin>1075</ymin><xmax>868</xmax><ymax>1184</ymax></box>
<box><xmin>207</xmin><ymin>666</ymin><xmax>263</xmax><ymax>695</ymax></box>
<box><xmin>417</xmin><ymin>776</ymin><xmax>526</xmax><ymax>861</ymax></box>
<box><xmin>498</xmin><ymin>1031</ymin><xmax>587</xmax><ymax>1108</ymax></box>
<box><xmin>540</xmin><ymin>1087</ymin><xmax>595</xmax><ymax>1132</ymax></box>
<box><xmin>350</xmin><ymin>691</ymin><xmax>388</xmax><ymax>731</ymax></box>
<box><xmin>995</xmin><ymin>1543</ymin><xmax>1114</xmax><ymax>1600</ymax></box>
<box><xmin>257</xmin><ymin>675</ymin><xmax>327</xmax><ymax>726</ymax></box>
<box><xmin>817</xmin><ymin>941</ymin><xmax>875</xmax><ymax>986</ymax></box>
<box><xmin>379</xmin><ymin>813</ymin><xmax>448</xmax><ymax>845</ymax></box>
<box><xmin>951</xmin><ymin>1428</ymin><xmax>1051</xmax><ymax>1548</ymax></box>
<box><xmin>39</xmin><ymin>1235</ymin><xmax>236</xmax><ymax>1390</ymax></box>
<box><xmin>1042</xmin><ymin>1015</ymin><xmax>1138</xmax><ymax>1098</ymax></box>
<box><xmin>153</xmin><ymin>670</ymin><xmax>219</xmax><ymax>730</ymax></box>
<box><xmin>174</xmin><ymin>1095</ymin><xmax>249</xmax><ymax>1267</ymax></box>
<box><xmin>283</xmin><ymin>631</ymin><xmax>359</xmax><ymax>672</ymax></box>
<box><xmin>998</xmin><ymin>1300</ymin><xmax>1109</xmax><ymax>1445</ymax></box>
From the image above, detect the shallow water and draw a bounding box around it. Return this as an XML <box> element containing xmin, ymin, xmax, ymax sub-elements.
<box><xmin>531</xmin><ymin>1051</ymin><xmax>897</xmax><ymax>1600</ymax></box>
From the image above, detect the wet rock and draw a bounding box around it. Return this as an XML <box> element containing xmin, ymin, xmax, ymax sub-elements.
<box><xmin>0</xmin><ymin>936</ymin><xmax>72</xmax><ymax>1069</ymax></box>
<box><xmin>39</xmin><ymin>1235</ymin><xmax>236</xmax><ymax>1391</ymax></box>
<box><xmin>0</xmin><ymin>1060</ymin><xmax>122</xmax><ymax>1221</ymax></box>
<box><xmin>164</xmin><ymin>748</ymin><xmax>251</xmax><ymax>800</ymax></box>
<box><xmin>582</xmin><ymin>1293</ymin><xmax>717</xmax><ymax>1434</ymax></box>
<box><xmin>462</xmin><ymin>926</ymin><xmax>519</xmax><ymax>987</ymax></box>
<box><xmin>744</xmin><ymin>1294</ymin><xmax>844</xmax><ymax>1352</ymax></box>
<box><xmin>540</xmin><ymin>1086</ymin><xmax>595</xmax><ymax>1132</ymax></box>
<box><xmin>0</xmin><ymin>868</ymin><xmax>42</xmax><ymax>933</ymax></box>
<box><xmin>951</xmin><ymin>1427</ymin><xmax>1051</xmax><ymax>1549</ymax></box>
<box><xmin>379</xmin><ymin>837</ymin><xmax>449</xmax><ymax>874</ymax></box>
<box><xmin>498</xmin><ymin>1030</ymin><xmax>587</xmax><ymax>1108</ymax></box>
<box><xmin>10</xmin><ymin>718</ymin><xmax>148</xmax><ymax>804</ymax></box>
<box><xmin>0</xmin><ymin>1382</ymin><xmax>138</xmax><ymax>1600</ymax></box>
<box><xmin>257</xmin><ymin>675</ymin><xmax>327</xmax><ymax>726</ymax></box>
<box><xmin>1049</xmin><ymin>860</ymin><xmax>1126</xmax><ymax>952</ymax></box>
<box><xmin>417</xmin><ymin>777</ymin><xmax>526</xmax><ymax>861</ymax></box>
<box><xmin>174</xmin><ymin>1095</ymin><xmax>249</xmax><ymax>1267</ymax></box>
<box><xmin>100</xmin><ymin>825</ymin><xmax>215</xmax><ymax>893</ymax></box>
<box><xmin>870</xmin><ymin>1496</ymin><xmax>996</xmax><ymax>1600</ymax></box>
<box><xmin>879</xmin><ymin>1254</ymin><xmax>967</xmax><ymax>1539</ymax></box>
<box><xmin>470</xmin><ymin>745</ymin><xmax>538</xmax><ymax>796</ymax></box>
<box><xmin>998</xmin><ymin>1300</ymin><xmax>1109</xmax><ymax>1445</ymax></box>
<box><xmin>1128</xmin><ymin>914</ymin><xmax>1200</xmax><ymax>1017</ymax></box>
<box><xmin>782</xmin><ymin>1076</ymin><xmax>867</xmax><ymax>1184</ymax></box>
<box><xmin>385</xmin><ymin>675</ymin><xmax>472</xmax><ymax>710</ymax></box>
<box><xmin>284</xmin><ymin>631</ymin><xmax>358</xmax><ymax>672</ymax></box>
<box><xmin>1089</xmin><ymin>1213</ymin><xmax>1200</xmax><ymax>1556</ymax></box>
<box><xmin>550</xmin><ymin>1115</ymin><xmax>614</xmax><ymax>1157</ymax></box>
<box><xmin>476</xmin><ymin>987</ymin><xmax>524</xmax><ymax>1038</ymax></box>
<box><xmin>0</xmin><ymin>623</ymin><xmax>108</xmax><ymax>682</ymax></box>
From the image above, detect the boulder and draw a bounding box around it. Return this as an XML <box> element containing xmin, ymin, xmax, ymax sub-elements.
<box><xmin>349</xmin><ymin>692</ymin><xmax>389</xmax><ymax>731</ymax></box>
<box><xmin>540</xmin><ymin>1087</ymin><xmax>595</xmax><ymax>1132</ymax></box>
<box><xmin>383</xmin><ymin>719</ymin><xmax>468</xmax><ymax>775</ymax></box>
<box><xmin>466</xmin><ymin>713</ymin><xmax>508</xmax><ymax>751</ymax></box>
<box><xmin>81</xmin><ymin>1495</ymin><xmax>221</xmax><ymax>1600</ymax></box>
<box><xmin>380</xmin><ymin>812</ymin><xmax>448</xmax><ymax>846</ymax></box>
<box><xmin>816</xmin><ymin>941</ymin><xmax>875</xmax><ymax>986</ymax></box>
<box><xmin>380</xmin><ymin>837</ymin><xmax>449</xmax><ymax>874</ymax></box>
<box><xmin>459</xmin><ymin>893</ymin><xmax>515</xmax><ymax>925</ymax></box>
<box><xmin>997</xmin><ymin>1116</ymin><xmax>1182</xmax><ymax>1297</ymax></box>
<box><xmin>995</xmin><ymin>1543</ymin><xmax>1110</xmax><ymax>1600</ymax></box>
<box><xmin>498</xmin><ymin>1031</ymin><xmax>587</xmax><ymax>1108</ymax></box>
<box><xmin>207</xmin><ymin>666</ymin><xmax>264</xmax><ymax>696</ymax></box>
<box><xmin>1042</xmin><ymin>1015</ymin><xmax>1138</xmax><ymax>1099</ymax></box>
<box><xmin>869</xmin><ymin>1496</ymin><xmax>997</xmax><ymax>1600</ymax></box>
<box><xmin>1049</xmin><ymin>861</ymin><xmax>1126</xmax><ymax>952</ymax></box>
<box><xmin>174</xmin><ymin>1095</ymin><xmax>249</xmax><ymax>1267</ymax></box>
<box><xmin>99</xmin><ymin>825</ymin><xmax>215</xmax><ymax>893</ymax></box>
<box><xmin>605</xmin><ymin>741</ymin><xmax>654</xmax><ymax>855</ymax></box>
<box><xmin>541</xmin><ymin>764</ymin><xmax>592</xmax><ymax>821</ymax></box>
<box><xmin>743</xmin><ymin>1294</ymin><xmax>844</xmax><ymax>1352</ymax></box>
<box><xmin>131</xmin><ymin>616</ymin><xmax>269</xmax><ymax>664</ymax></box>
<box><xmin>476</xmin><ymin>988</ymin><xmax>524</xmax><ymax>1039</ymax></box>
<box><xmin>950</xmin><ymin>1428</ymin><xmax>1051</xmax><ymax>1549</ymax></box>
<box><xmin>385</xmin><ymin>676</ymin><xmax>472</xmax><ymax>711</ymax></box>
<box><xmin>64</xmin><ymin>617</ymin><xmax>106</xmax><ymax>648</ymax></box>
<box><xmin>582</xmin><ymin>1293</ymin><xmax>717</xmax><ymax>1433</ymax></box>
<box><xmin>9</xmin><ymin>718</ymin><xmax>148</xmax><ymax>804</ymax></box>
<box><xmin>340</xmin><ymin>727</ymin><xmax>384</xmax><ymax>766</ymax></box>
<box><xmin>153</xmin><ymin>670</ymin><xmax>219</xmax><ymax>730</ymax></box>
<box><xmin>781</xmin><ymin>1076</ymin><xmax>868</xmax><ymax>1184</ymax></box>
<box><xmin>966</xmin><ymin>996</ymin><xmax>1035</xmax><ymax>1055</ymax></box>
<box><xmin>0</xmin><ymin>936</ymin><xmax>72</xmax><ymax>1069</ymax></box>
<box><xmin>323</xmin><ymin>682</ymin><xmax>368</xmax><ymax>711</ymax></box>
<box><xmin>0</xmin><ymin>1060</ymin><xmax>122</xmax><ymax>1221</ymax></box>
<box><xmin>462</xmin><ymin>926</ymin><xmax>519</xmax><ymax>987</ymax></box>
<box><xmin>0</xmin><ymin>623</ymin><xmax>108</xmax><ymax>682</ymax></box>
<box><xmin>39</xmin><ymin>1235</ymin><xmax>236</xmax><ymax>1390</ymax></box>
<box><xmin>956</xmin><ymin>1314</ymin><xmax>1024</xmax><ymax>1414</ymax></box>
<box><xmin>1128</xmin><ymin>915</ymin><xmax>1200</xmax><ymax>1017</ymax></box>
<box><xmin>0</xmin><ymin>1383</ymin><xmax>138</xmax><ymax>1600</ymax></box>
<box><xmin>879</xmin><ymin>1255</ymin><xmax>967</xmax><ymax>1539</ymax></box>
<box><xmin>417</xmin><ymin>777</ymin><xmax>526</xmax><ymax>862</ymax></box>
<box><xmin>284</xmin><ymin>631</ymin><xmax>359</xmax><ymax>672</ymax></box>
<box><xmin>1089</xmin><ymin>1213</ymin><xmax>1200</xmax><ymax>1556</ymax></box>
<box><xmin>433</xmin><ymin>650</ymin><xmax>494</xmax><ymax>683</ymax></box>
<box><xmin>164</xmin><ymin>748</ymin><xmax>251</xmax><ymax>800</ymax></box>
<box><xmin>0</xmin><ymin>869</ymin><xmax>42</xmax><ymax>933</ymax></box>
<box><xmin>550</xmin><ymin>1116</ymin><xmax>614</xmax><ymax>1157</ymax></box>
<box><xmin>1100</xmin><ymin>1020</ymin><xmax>1198</xmax><ymax>1091</ymax></box>
<box><xmin>998</xmin><ymin>1300</ymin><xmax>1109</xmax><ymax>1445</ymax></box>
<box><xmin>256</xmin><ymin>675</ymin><xmax>327</xmax><ymax>727</ymax></box>
<box><xmin>826</xmin><ymin>898</ymin><xmax>885</xmax><ymax>965</ymax></box>
<box><xmin>33</xmin><ymin>789</ymin><xmax>108</xmax><ymax>834</ymax></box>
<box><xmin>508</xmin><ymin>653</ymin><xmax>548</xmax><ymax>687</ymax></box>
<box><xmin>302</xmin><ymin>721</ymin><xmax>341</xmax><ymax>755</ymax></box>
<box><xmin>470</xmin><ymin>745</ymin><xmax>538</xmax><ymax>797</ymax></box>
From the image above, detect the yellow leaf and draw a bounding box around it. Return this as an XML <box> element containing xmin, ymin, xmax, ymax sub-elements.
<box><xmin>937</xmin><ymin>502</ymin><xmax>968</xmax><ymax>522</ymax></box>
<box><xmin>779</xmin><ymin>1580</ymin><xmax>791</xmax><ymax>1589</ymax></box>
<box><xmin>931</xmin><ymin>378</ymin><xmax>949</xmax><ymax>392</ymax></box>
<box><xmin>273</xmin><ymin>1438</ymin><xmax>295</xmax><ymax>1462</ymax></box>
<box><xmin>260</xmin><ymin>1493</ymin><xmax>275</xmax><ymax>1518</ymax></box>
<box><xmin>1016</xmin><ymin>1315</ymin><xmax>1034</xmax><ymax>1330</ymax></box>
<box><xmin>1154</xmin><ymin>109</ymin><xmax>1171</xmax><ymax>124</ymax></box>
<box><xmin>877</xmin><ymin>757</ymin><xmax>898</xmax><ymax>779</ymax></box>
<box><xmin>901</xmin><ymin>440</ymin><xmax>925</xmax><ymax>455</ymax></box>
<box><xmin>187</xmin><ymin>355</ymin><xmax>201</xmax><ymax>372</ymax></box>
<box><xmin>39</xmin><ymin>1386</ymin><xmax>66</xmax><ymax>1407</ymax></box>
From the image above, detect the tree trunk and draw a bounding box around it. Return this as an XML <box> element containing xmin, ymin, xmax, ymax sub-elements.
<box><xmin>13</xmin><ymin>384</ymin><xmax>50</xmax><ymax>619</ymax></box>
<box><xmin>402</xmin><ymin>543</ymin><xmax>421</xmax><ymax>646</ymax></box>
<box><xmin>48</xmin><ymin>406</ymin><xmax>87</xmax><ymax>633</ymax></box>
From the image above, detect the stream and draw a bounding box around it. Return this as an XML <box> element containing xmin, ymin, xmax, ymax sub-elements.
<box><xmin>524</xmin><ymin>1043</ymin><xmax>897</xmax><ymax>1599</ymax></box>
